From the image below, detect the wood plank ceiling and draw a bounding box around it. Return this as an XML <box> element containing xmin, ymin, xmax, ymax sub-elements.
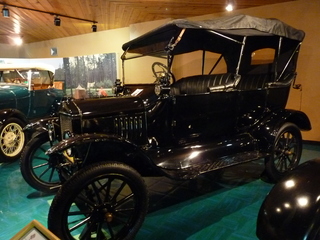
<box><xmin>0</xmin><ymin>0</ymin><xmax>294</xmax><ymax>45</ymax></box>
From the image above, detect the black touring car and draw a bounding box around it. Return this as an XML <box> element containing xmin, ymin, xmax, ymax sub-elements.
<box><xmin>20</xmin><ymin>14</ymin><xmax>310</xmax><ymax>239</ymax></box>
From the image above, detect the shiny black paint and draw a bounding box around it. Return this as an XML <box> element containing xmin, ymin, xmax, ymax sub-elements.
<box><xmin>45</xmin><ymin>16</ymin><xmax>312</xmax><ymax>240</ymax></box>
<box><xmin>49</xmin><ymin>82</ymin><xmax>310</xmax><ymax>179</ymax></box>
<box><xmin>47</xmin><ymin>133</ymin><xmax>162</xmax><ymax>177</ymax></box>
<box><xmin>48</xmin><ymin>16</ymin><xmax>311</xmax><ymax>180</ymax></box>
<box><xmin>23</xmin><ymin>116</ymin><xmax>60</xmax><ymax>140</ymax></box>
<box><xmin>257</xmin><ymin>158</ymin><xmax>320</xmax><ymax>240</ymax></box>
<box><xmin>172</xmin><ymin>91</ymin><xmax>238</xmax><ymax>140</ymax></box>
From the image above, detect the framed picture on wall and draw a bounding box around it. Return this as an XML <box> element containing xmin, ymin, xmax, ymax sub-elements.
<box><xmin>10</xmin><ymin>219</ymin><xmax>59</xmax><ymax>240</ymax></box>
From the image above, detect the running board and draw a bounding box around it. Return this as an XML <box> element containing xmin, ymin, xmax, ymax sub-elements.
<box><xmin>160</xmin><ymin>151</ymin><xmax>266</xmax><ymax>180</ymax></box>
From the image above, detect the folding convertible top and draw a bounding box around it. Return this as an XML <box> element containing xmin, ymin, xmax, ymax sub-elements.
<box><xmin>122</xmin><ymin>14</ymin><xmax>305</xmax><ymax>56</ymax></box>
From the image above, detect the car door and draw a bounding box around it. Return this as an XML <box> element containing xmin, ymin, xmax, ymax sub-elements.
<box><xmin>172</xmin><ymin>90</ymin><xmax>239</xmax><ymax>144</ymax></box>
<box><xmin>28</xmin><ymin>70</ymin><xmax>63</xmax><ymax>119</ymax></box>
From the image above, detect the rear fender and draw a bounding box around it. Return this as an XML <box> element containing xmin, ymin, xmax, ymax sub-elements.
<box><xmin>47</xmin><ymin>133</ymin><xmax>162</xmax><ymax>177</ymax></box>
<box><xmin>252</xmin><ymin>109</ymin><xmax>311</xmax><ymax>150</ymax></box>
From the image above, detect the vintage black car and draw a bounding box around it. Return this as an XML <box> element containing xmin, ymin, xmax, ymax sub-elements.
<box><xmin>20</xmin><ymin>15</ymin><xmax>310</xmax><ymax>239</ymax></box>
<box><xmin>0</xmin><ymin>63</ymin><xmax>64</xmax><ymax>162</ymax></box>
<box><xmin>256</xmin><ymin>158</ymin><xmax>320</xmax><ymax>240</ymax></box>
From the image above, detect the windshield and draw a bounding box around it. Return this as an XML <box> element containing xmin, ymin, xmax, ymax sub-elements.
<box><xmin>0</xmin><ymin>69</ymin><xmax>53</xmax><ymax>86</ymax></box>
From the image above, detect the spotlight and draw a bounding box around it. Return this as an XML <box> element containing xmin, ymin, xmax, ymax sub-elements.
<box><xmin>54</xmin><ymin>16</ymin><xmax>61</xmax><ymax>26</ymax></box>
<box><xmin>92</xmin><ymin>24</ymin><xmax>97</xmax><ymax>32</ymax></box>
<box><xmin>225</xmin><ymin>0</ymin><xmax>235</xmax><ymax>12</ymax></box>
<box><xmin>13</xmin><ymin>37</ymin><xmax>23</xmax><ymax>46</ymax></box>
<box><xmin>225</xmin><ymin>3</ymin><xmax>233</xmax><ymax>11</ymax></box>
<box><xmin>2</xmin><ymin>6</ymin><xmax>10</xmax><ymax>17</ymax></box>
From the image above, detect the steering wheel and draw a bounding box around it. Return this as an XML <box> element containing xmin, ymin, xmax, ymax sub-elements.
<box><xmin>152</xmin><ymin>62</ymin><xmax>175</xmax><ymax>95</ymax></box>
<box><xmin>152</xmin><ymin>62</ymin><xmax>174</xmax><ymax>84</ymax></box>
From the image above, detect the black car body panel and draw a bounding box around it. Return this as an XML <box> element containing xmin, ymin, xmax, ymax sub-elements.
<box><xmin>257</xmin><ymin>158</ymin><xmax>320</xmax><ymax>240</ymax></box>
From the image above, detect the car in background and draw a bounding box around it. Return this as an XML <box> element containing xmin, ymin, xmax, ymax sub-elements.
<box><xmin>19</xmin><ymin>14</ymin><xmax>311</xmax><ymax>239</ymax></box>
<box><xmin>0</xmin><ymin>63</ymin><xmax>64</xmax><ymax>162</ymax></box>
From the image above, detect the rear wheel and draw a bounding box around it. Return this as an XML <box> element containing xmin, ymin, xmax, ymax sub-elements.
<box><xmin>48</xmin><ymin>162</ymin><xmax>148</xmax><ymax>240</ymax></box>
<box><xmin>265</xmin><ymin>123</ymin><xmax>302</xmax><ymax>182</ymax></box>
<box><xmin>0</xmin><ymin>118</ymin><xmax>26</xmax><ymax>162</ymax></box>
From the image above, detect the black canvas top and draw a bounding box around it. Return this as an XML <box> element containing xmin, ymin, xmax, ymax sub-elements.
<box><xmin>122</xmin><ymin>15</ymin><xmax>305</xmax><ymax>54</ymax></box>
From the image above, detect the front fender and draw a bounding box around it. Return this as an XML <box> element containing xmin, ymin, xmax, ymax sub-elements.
<box><xmin>46</xmin><ymin>133</ymin><xmax>136</xmax><ymax>155</ymax></box>
<box><xmin>47</xmin><ymin>133</ymin><xmax>162</xmax><ymax>177</ymax></box>
<box><xmin>23</xmin><ymin>116</ymin><xmax>60</xmax><ymax>139</ymax></box>
<box><xmin>0</xmin><ymin>109</ymin><xmax>29</xmax><ymax>126</ymax></box>
<box><xmin>23</xmin><ymin>116</ymin><xmax>59</xmax><ymax>132</ymax></box>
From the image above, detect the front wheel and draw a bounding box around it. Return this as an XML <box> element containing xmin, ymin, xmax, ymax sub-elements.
<box><xmin>0</xmin><ymin>118</ymin><xmax>26</xmax><ymax>162</ymax></box>
<box><xmin>48</xmin><ymin>162</ymin><xmax>148</xmax><ymax>240</ymax></box>
<box><xmin>265</xmin><ymin>123</ymin><xmax>302</xmax><ymax>183</ymax></box>
<box><xmin>20</xmin><ymin>132</ymin><xmax>62</xmax><ymax>193</ymax></box>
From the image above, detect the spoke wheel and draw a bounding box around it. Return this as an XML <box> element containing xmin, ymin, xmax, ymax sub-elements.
<box><xmin>0</xmin><ymin>118</ymin><xmax>26</xmax><ymax>162</ymax></box>
<box><xmin>48</xmin><ymin>162</ymin><xmax>148</xmax><ymax>240</ymax></box>
<box><xmin>265</xmin><ymin>123</ymin><xmax>302</xmax><ymax>182</ymax></box>
<box><xmin>20</xmin><ymin>132</ymin><xmax>65</xmax><ymax>192</ymax></box>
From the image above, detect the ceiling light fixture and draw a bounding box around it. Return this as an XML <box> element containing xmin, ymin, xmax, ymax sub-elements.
<box><xmin>54</xmin><ymin>16</ymin><xmax>61</xmax><ymax>26</ymax></box>
<box><xmin>0</xmin><ymin>2</ymin><xmax>98</xmax><ymax>31</ymax></box>
<box><xmin>92</xmin><ymin>24</ymin><xmax>97</xmax><ymax>32</ymax></box>
<box><xmin>225</xmin><ymin>0</ymin><xmax>235</xmax><ymax>12</ymax></box>
<box><xmin>13</xmin><ymin>36</ymin><xmax>23</xmax><ymax>45</ymax></box>
<box><xmin>2</xmin><ymin>5</ymin><xmax>9</xmax><ymax>17</ymax></box>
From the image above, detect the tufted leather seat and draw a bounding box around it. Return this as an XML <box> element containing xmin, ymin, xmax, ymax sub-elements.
<box><xmin>170</xmin><ymin>73</ymin><xmax>236</xmax><ymax>95</ymax></box>
<box><xmin>236</xmin><ymin>74</ymin><xmax>272</xmax><ymax>91</ymax></box>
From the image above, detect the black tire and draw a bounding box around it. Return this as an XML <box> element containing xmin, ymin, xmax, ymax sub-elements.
<box><xmin>265</xmin><ymin>122</ymin><xmax>302</xmax><ymax>183</ymax></box>
<box><xmin>20</xmin><ymin>132</ymin><xmax>62</xmax><ymax>193</ymax></box>
<box><xmin>48</xmin><ymin>162</ymin><xmax>148</xmax><ymax>240</ymax></box>
<box><xmin>0</xmin><ymin>118</ymin><xmax>26</xmax><ymax>163</ymax></box>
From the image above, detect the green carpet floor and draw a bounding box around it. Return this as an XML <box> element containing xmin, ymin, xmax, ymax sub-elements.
<box><xmin>1</xmin><ymin>143</ymin><xmax>319</xmax><ymax>239</ymax></box>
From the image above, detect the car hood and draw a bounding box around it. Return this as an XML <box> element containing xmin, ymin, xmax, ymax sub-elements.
<box><xmin>60</xmin><ymin>96</ymin><xmax>146</xmax><ymax>118</ymax></box>
<box><xmin>0</xmin><ymin>84</ymin><xmax>29</xmax><ymax>99</ymax></box>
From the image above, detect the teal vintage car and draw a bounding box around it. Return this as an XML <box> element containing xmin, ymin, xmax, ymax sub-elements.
<box><xmin>0</xmin><ymin>63</ymin><xmax>64</xmax><ymax>162</ymax></box>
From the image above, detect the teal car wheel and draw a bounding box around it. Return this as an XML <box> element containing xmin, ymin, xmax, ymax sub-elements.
<box><xmin>0</xmin><ymin>118</ymin><xmax>26</xmax><ymax>162</ymax></box>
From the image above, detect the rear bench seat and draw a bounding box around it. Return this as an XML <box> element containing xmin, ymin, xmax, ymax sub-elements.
<box><xmin>170</xmin><ymin>73</ymin><xmax>277</xmax><ymax>95</ymax></box>
<box><xmin>170</xmin><ymin>73</ymin><xmax>236</xmax><ymax>95</ymax></box>
<box><xmin>236</xmin><ymin>74</ymin><xmax>272</xmax><ymax>91</ymax></box>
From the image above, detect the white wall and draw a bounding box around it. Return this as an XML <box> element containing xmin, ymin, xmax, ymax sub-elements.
<box><xmin>20</xmin><ymin>27</ymin><xmax>129</xmax><ymax>58</ymax></box>
<box><xmin>0</xmin><ymin>43</ymin><xmax>21</xmax><ymax>58</ymax></box>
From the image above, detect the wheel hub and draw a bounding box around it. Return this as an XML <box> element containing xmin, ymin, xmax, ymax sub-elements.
<box><xmin>91</xmin><ymin>204</ymin><xmax>114</xmax><ymax>223</ymax></box>
<box><xmin>105</xmin><ymin>212</ymin><xmax>113</xmax><ymax>223</ymax></box>
<box><xmin>284</xmin><ymin>150</ymin><xmax>293</xmax><ymax>155</ymax></box>
<box><xmin>3</xmin><ymin>132</ymin><xmax>17</xmax><ymax>147</ymax></box>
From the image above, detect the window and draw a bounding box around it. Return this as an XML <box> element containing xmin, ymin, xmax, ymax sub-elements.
<box><xmin>251</xmin><ymin>48</ymin><xmax>275</xmax><ymax>65</ymax></box>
